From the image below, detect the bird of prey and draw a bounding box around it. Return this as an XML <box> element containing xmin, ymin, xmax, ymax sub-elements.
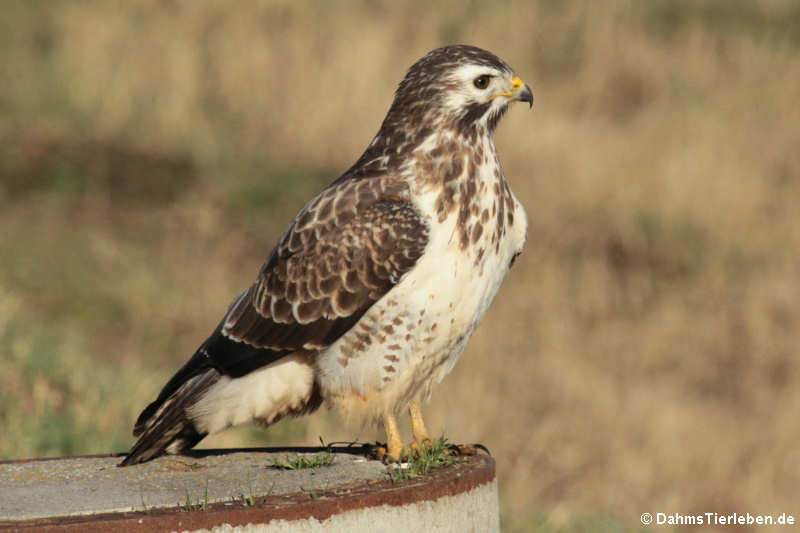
<box><xmin>120</xmin><ymin>45</ymin><xmax>532</xmax><ymax>466</ymax></box>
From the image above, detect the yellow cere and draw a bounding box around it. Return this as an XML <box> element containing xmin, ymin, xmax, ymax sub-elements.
<box><xmin>491</xmin><ymin>75</ymin><xmax>525</xmax><ymax>99</ymax></box>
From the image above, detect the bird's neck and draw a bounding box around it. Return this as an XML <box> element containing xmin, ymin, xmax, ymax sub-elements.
<box><xmin>406</xmin><ymin>130</ymin><xmax>500</xmax><ymax>189</ymax></box>
<box><xmin>344</xmin><ymin>117</ymin><xmax>497</xmax><ymax>182</ymax></box>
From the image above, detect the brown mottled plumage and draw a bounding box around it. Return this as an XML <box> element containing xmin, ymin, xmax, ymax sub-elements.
<box><xmin>121</xmin><ymin>45</ymin><xmax>532</xmax><ymax>466</ymax></box>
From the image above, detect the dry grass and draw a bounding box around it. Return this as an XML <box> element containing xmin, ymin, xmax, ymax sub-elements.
<box><xmin>2</xmin><ymin>1</ymin><xmax>800</xmax><ymax>531</ymax></box>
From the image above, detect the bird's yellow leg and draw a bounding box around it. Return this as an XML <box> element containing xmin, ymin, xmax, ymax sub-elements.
<box><xmin>382</xmin><ymin>411</ymin><xmax>404</xmax><ymax>461</ymax></box>
<box><xmin>409</xmin><ymin>400</ymin><xmax>431</xmax><ymax>450</ymax></box>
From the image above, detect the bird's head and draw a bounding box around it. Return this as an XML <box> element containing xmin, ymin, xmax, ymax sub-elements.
<box><xmin>354</xmin><ymin>45</ymin><xmax>532</xmax><ymax>177</ymax></box>
<box><xmin>388</xmin><ymin>45</ymin><xmax>533</xmax><ymax>137</ymax></box>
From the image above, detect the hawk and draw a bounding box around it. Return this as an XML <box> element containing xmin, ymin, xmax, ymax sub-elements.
<box><xmin>120</xmin><ymin>45</ymin><xmax>532</xmax><ymax>466</ymax></box>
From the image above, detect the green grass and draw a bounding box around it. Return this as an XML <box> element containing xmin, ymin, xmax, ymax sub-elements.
<box><xmin>182</xmin><ymin>479</ymin><xmax>210</xmax><ymax>512</ymax></box>
<box><xmin>389</xmin><ymin>437</ymin><xmax>459</xmax><ymax>483</ymax></box>
<box><xmin>269</xmin><ymin>452</ymin><xmax>336</xmax><ymax>471</ymax></box>
<box><xmin>239</xmin><ymin>490</ymin><xmax>256</xmax><ymax>507</ymax></box>
<box><xmin>238</xmin><ymin>473</ymin><xmax>258</xmax><ymax>507</ymax></box>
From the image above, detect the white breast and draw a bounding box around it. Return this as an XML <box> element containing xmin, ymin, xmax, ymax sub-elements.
<box><xmin>316</xmin><ymin>140</ymin><xmax>527</xmax><ymax>421</ymax></box>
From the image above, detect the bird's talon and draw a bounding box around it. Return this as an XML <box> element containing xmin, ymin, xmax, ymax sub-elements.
<box><xmin>445</xmin><ymin>443</ymin><xmax>490</xmax><ymax>457</ymax></box>
<box><xmin>369</xmin><ymin>442</ymin><xmax>405</xmax><ymax>463</ymax></box>
<box><xmin>371</xmin><ymin>444</ymin><xmax>389</xmax><ymax>462</ymax></box>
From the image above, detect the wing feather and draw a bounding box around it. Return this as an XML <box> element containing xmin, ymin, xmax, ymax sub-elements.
<box><xmin>211</xmin><ymin>176</ymin><xmax>429</xmax><ymax>377</ymax></box>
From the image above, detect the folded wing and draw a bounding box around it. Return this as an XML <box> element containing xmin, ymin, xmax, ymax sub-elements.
<box><xmin>121</xmin><ymin>176</ymin><xmax>429</xmax><ymax>465</ymax></box>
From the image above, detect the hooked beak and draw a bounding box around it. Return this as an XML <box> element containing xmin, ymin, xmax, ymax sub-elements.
<box><xmin>511</xmin><ymin>75</ymin><xmax>533</xmax><ymax>108</ymax></box>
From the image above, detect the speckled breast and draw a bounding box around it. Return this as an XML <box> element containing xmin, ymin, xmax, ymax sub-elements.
<box><xmin>315</xmin><ymin>143</ymin><xmax>527</xmax><ymax>417</ymax></box>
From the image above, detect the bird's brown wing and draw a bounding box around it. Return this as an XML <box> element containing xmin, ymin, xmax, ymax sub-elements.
<box><xmin>213</xmin><ymin>176</ymin><xmax>430</xmax><ymax>376</ymax></box>
<box><xmin>129</xmin><ymin>176</ymin><xmax>429</xmax><ymax>441</ymax></box>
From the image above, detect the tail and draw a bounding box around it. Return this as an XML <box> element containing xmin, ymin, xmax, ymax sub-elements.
<box><xmin>120</xmin><ymin>292</ymin><xmax>324</xmax><ymax>466</ymax></box>
<box><xmin>119</xmin><ymin>353</ymin><xmax>220</xmax><ymax>466</ymax></box>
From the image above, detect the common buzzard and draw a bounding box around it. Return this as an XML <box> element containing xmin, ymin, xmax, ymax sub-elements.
<box><xmin>121</xmin><ymin>45</ymin><xmax>532</xmax><ymax>465</ymax></box>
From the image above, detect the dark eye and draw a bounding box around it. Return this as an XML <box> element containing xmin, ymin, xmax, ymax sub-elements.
<box><xmin>473</xmin><ymin>75</ymin><xmax>491</xmax><ymax>90</ymax></box>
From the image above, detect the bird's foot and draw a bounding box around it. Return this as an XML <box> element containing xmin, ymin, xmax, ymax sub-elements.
<box><xmin>369</xmin><ymin>442</ymin><xmax>409</xmax><ymax>463</ymax></box>
<box><xmin>370</xmin><ymin>443</ymin><xmax>391</xmax><ymax>462</ymax></box>
<box><xmin>445</xmin><ymin>443</ymin><xmax>491</xmax><ymax>457</ymax></box>
<box><xmin>372</xmin><ymin>438</ymin><xmax>484</xmax><ymax>463</ymax></box>
<box><xmin>370</xmin><ymin>441</ymin><xmax>433</xmax><ymax>463</ymax></box>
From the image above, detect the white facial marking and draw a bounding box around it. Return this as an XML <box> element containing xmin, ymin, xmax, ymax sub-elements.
<box><xmin>441</xmin><ymin>64</ymin><xmax>514</xmax><ymax>114</ymax></box>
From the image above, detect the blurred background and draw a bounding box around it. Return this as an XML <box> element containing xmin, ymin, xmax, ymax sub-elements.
<box><xmin>2</xmin><ymin>1</ymin><xmax>799</xmax><ymax>531</ymax></box>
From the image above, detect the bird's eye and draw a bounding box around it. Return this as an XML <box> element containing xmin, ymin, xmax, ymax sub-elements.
<box><xmin>473</xmin><ymin>75</ymin><xmax>491</xmax><ymax>90</ymax></box>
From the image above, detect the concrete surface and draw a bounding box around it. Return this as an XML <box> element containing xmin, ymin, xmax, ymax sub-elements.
<box><xmin>0</xmin><ymin>449</ymin><xmax>385</xmax><ymax>520</ymax></box>
<box><xmin>0</xmin><ymin>448</ymin><xmax>499</xmax><ymax>532</ymax></box>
